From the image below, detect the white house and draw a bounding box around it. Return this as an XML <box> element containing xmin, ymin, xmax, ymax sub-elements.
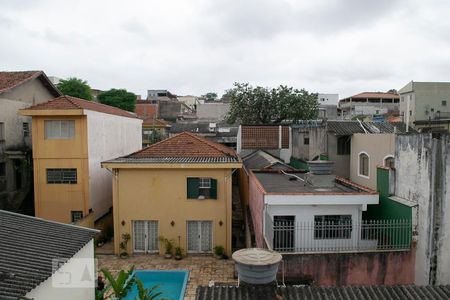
<box><xmin>0</xmin><ymin>209</ymin><xmax>98</xmax><ymax>300</ymax></box>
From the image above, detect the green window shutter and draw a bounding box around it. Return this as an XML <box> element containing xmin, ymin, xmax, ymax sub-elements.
<box><xmin>187</xmin><ymin>177</ymin><xmax>199</xmax><ymax>199</ymax></box>
<box><xmin>210</xmin><ymin>178</ymin><xmax>217</xmax><ymax>199</ymax></box>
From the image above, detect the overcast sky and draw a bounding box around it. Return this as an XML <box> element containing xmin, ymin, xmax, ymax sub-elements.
<box><xmin>1</xmin><ymin>0</ymin><xmax>449</xmax><ymax>98</ymax></box>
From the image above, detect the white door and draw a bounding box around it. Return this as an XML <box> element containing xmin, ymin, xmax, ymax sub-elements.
<box><xmin>133</xmin><ymin>220</ymin><xmax>158</xmax><ymax>253</ymax></box>
<box><xmin>187</xmin><ymin>221</ymin><xmax>212</xmax><ymax>253</ymax></box>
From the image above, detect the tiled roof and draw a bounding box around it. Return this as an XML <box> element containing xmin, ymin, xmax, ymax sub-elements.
<box><xmin>105</xmin><ymin>132</ymin><xmax>240</xmax><ymax>164</ymax></box>
<box><xmin>0</xmin><ymin>210</ymin><xmax>98</xmax><ymax>300</ymax></box>
<box><xmin>196</xmin><ymin>285</ymin><xmax>450</xmax><ymax>300</ymax></box>
<box><xmin>24</xmin><ymin>95</ymin><xmax>138</xmax><ymax>119</ymax></box>
<box><xmin>326</xmin><ymin>121</ymin><xmax>415</xmax><ymax>135</ymax></box>
<box><xmin>243</xmin><ymin>150</ymin><xmax>291</xmax><ymax>170</ymax></box>
<box><xmin>344</xmin><ymin>92</ymin><xmax>400</xmax><ymax>99</ymax></box>
<box><xmin>142</xmin><ymin>117</ymin><xmax>171</xmax><ymax>126</ymax></box>
<box><xmin>0</xmin><ymin>71</ymin><xmax>61</xmax><ymax>96</ymax></box>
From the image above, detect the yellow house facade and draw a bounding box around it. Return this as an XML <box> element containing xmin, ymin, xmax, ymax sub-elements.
<box><xmin>20</xmin><ymin>95</ymin><xmax>142</xmax><ymax>224</ymax></box>
<box><xmin>102</xmin><ymin>132</ymin><xmax>241</xmax><ymax>256</ymax></box>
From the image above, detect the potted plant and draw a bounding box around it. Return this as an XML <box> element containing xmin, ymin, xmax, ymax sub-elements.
<box><xmin>119</xmin><ymin>233</ymin><xmax>131</xmax><ymax>259</ymax></box>
<box><xmin>96</xmin><ymin>234</ymin><xmax>105</xmax><ymax>248</ymax></box>
<box><xmin>158</xmin><ymin>236</ymin><xmax>174</xmax><ymax>259</ymax></box>
<box><xmin>174</xmin><ymin>246</ymin><xmax>183</xmax><ymax>260</ymax></box>
<box><xmin>214</xmin><ymin>245</ymin><xmax>225</xmax><ymax>259</ymax></box>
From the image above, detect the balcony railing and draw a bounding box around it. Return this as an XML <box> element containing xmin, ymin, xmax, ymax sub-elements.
<box><xmin>264</xmin><ymin>212</ymin><xmax>411</xmax><ymax>253</ymax></box>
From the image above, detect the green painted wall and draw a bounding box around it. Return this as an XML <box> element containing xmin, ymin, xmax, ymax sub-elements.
<box><xmin>363</xmin><ymin>168</ymin><xmax>412</xmax><ymax>222</ymax></box>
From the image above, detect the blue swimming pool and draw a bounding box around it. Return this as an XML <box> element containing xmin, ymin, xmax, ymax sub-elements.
<box><xmin>124</xmin><ymin>270</ymin><xmax>189</xmax><ymax>300</ymax></box>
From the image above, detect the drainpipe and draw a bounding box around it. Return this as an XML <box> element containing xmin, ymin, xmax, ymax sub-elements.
<box><xmin>406</xmin><ymin>95</ymin><xmax>410</xmax><ymax>133</ymax></box>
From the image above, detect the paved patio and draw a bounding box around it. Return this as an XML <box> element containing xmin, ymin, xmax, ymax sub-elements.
<box><xmin>97</xmin><ymin>253</ymin><xmax>237</xmax><ymax>300</ymax></box>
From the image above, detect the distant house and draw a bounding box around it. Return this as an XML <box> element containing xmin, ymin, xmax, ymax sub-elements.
<box><xmin>291</xmin><ymin>120</ymin><xmax>413</xmax><ymax>178</ymax></box>
<box><xmin>317</xmin><ymin>93</ymin><xmax>339</xmax><ymax>120</ymax></box>
<box><xmin>102</xmin><ymin>132</ymin><xmax>242</xmax><ymax>256</ymax></box>
<box><xmin>170</xmin><ymin>121</ymin><xmax>238</xmax><ymax>149</ymax></box>
<box><xmin>349</xmin><ymin>133</ymin><xmax>396</xmax><ymax>190</ymax></box>
<box><xmin>196</xmin><ymin>102</ymin><xmax>230</xmax><ymax>121</ymax></box>
<box><xmin>237</xmin><ymin>125</ymin><xmax>292</xmax><ymax>163</ymax></box>
<box><xmin>20</xmin><ymin>95</ymin><xmax>142</xmax><ymax>225</ymax></box>
<box><xmin>399</xmin><ymin>81</ymin><xmax>450</xmax><ymax>135</ymax></box>
<box><xmin>142</xmin><ymin>117</ymin><xmax>171</xmax><ymax>147</ymax></box>
<box><xmin>135</xmin><ymin>100</ymin><xmax>158</xmax><ymax>120</ymax></box>
<box><xmin>339</xmin><ymin>92</ymin><xmax>400</xmax><ymax>119</ymax></box>
<box><xmin>0</xmin><ymin>209</ymin><xmax>98</xmax><ymax>300</ymax></box>
<box><xmin>0</xmin><ymin>71</ymin><xmax>61</xmax><ymax>212</ymax></box>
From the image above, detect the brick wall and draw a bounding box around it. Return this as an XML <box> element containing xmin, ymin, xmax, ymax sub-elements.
<box><xmin>241</xmin><ymin>126</ymin><xmax>289</xmax><ymax>149</ymax></box>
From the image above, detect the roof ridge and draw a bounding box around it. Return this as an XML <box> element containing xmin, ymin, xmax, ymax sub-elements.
<box><xmin>64</xmin><ymin>95</ymin><xmax>84</xmax><ymax>109</ymax></box>
<box><xmin>124</xmin><ymin>131</ymin><xmax>185</xmax><ymax>158</ymax></box>
<box><xmin>0</xmin><ymin>209</ymin><xmax>100</xmax><ymax>233</ymax></box>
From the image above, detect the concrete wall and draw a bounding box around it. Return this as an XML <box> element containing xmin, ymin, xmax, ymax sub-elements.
<box><xmin>85</xmin><ymin>110</ymin><xmax>142</xmax><ymax>220</ymax></box>
<box><xmin>350</xmin><ymin>134</ymin><xmax>395</xmax><ymax>190</ymax></box>
<box><xmin>248</xmin><ymin>171</ymin><xmax>265</xmax><ymax>248</ymax></box>
<box><xmin>291</xmin><ymin>127</ymin><xmax>327</xmax><ymax>161</ymax></box>
<box><xmin>281</xmin><ymin>249</ymin><xmax>415</xmax><ymax>286</ymax></box>
<box><xmin>196</xmin><ymin>103</ymin><xmax>230</xmax><ymax>121</ymax></box>
<box><xmin>112</xmin><ymin>167</ymin><xmax>234</xmax><ymax>255</ymax></box>
<box><xmin>25</xmin><ymin>239</ymin><xmax>95</xmax><ymax>300</ymax></box>
<box><xmin>395</xmin><ymin>134</ymin><xmax>450</xmax><ymax>285</ymax></box>
<box><xmin>327</xmin><ymin>134</ymin><xmax>350</xmax><ymax>178</ymax></box>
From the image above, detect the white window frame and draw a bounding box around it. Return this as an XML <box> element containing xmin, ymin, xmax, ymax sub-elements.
<box><xmin>186</xmin><ymin>220</ymin><xmax>213</xmax><ymax>253</ymax></box>
<box><xmin>358</xmin><ymin>151</ymin><xmax>370</xmax><ymax>179</ymax></box>
<box><xmin>132</xmin><ymin>220</ymin><xmax>159</xmax><ymax>254</ymax></box>
<box><xmin>383</xmin><ymin>155</ymin><xmax>395</xmax><ymax>169</ymax></box>
<box><xmin>199</xmin><ymin>178</ymin><xmax>211</xmax><ymax>188</ymax></box>
<box><xmin>44</xmin><ymin>120</ymin><xmax>75</xmax><ymax>140</ymax></box>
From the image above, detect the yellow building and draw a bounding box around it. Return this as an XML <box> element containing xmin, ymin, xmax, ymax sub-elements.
<box><xmin>102</xmin><ymin>132</ymin><xmax>241</xmax><ymax>256</ymax></box>
<box><xmin>20</xmin><ymin>95</ymin><xmax>142</xmax><ymax>225</ymax></box>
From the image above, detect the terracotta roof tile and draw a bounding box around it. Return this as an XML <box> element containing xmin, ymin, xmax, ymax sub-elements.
<box><xmin>142</xmin><ymin>117</ymin><xmax>170</xmax><ymax>126</ymax></box>
<box><xmin>0</xmin><ymin>71</ymin><xmax>61</xmax><ymax>97</ymax></box>
<box><xmin>127</xmin><ymin>132</ymin><xmax>238</xmax><ymax>159</ymax></box>
<box><xmin>25</xmin><ymin>95</ymin><xmax>138</xmax><ymax>119</ymax></box>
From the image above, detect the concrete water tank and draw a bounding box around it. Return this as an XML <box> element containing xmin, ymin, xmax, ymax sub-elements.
<box><xmin>307</xmin><ymin>160</ymin><xmax>334</xmax><ymax>175</ymax></box>
<box><xmin>232</xmin><ymin>248</ymin><xmax>282</xmax><ymax>284</ymax></box>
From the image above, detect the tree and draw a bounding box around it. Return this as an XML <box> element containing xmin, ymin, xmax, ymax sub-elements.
<box><xmin>57</xmin><ymin>77</ymin><xmax>92</xmax><ymax>100</ymax></box>
<box><xmin>98</xmin><ymin>89</ymin><xmax>136</xmax><ymax>112</ymax></box>
<box><xmin>202</xmin><ymin>92</ymin><xmax>218</xmax><ymax>101</ymax></box>
<box><xmin>225</xmin><ymin>83</ymin><xmax>319</xmax><ymax>124</ymax></box>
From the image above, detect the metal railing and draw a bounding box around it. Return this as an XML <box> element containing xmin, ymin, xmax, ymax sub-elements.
<box><xmin>264</xmin><ymin>215</ymin><xmax>411</xmax><ymax>253</ymax></box>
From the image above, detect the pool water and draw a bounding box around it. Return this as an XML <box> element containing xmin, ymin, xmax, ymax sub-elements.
<box><xmin>125</xmin><ymin>270</ymin><xmax>189</xmax><ymax>300</ymax></box>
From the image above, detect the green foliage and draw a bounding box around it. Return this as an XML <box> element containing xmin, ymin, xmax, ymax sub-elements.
<box><xmin>225</xmin><ymin>83</ymin><xmax>319</xmax><ymax>124</ymax></box>
<box><xmin>98</xmin><ymin>88</ymin><xmax>136</xmax><ymax>112</ymax></box>
<box><xmin>57</xmin><ymin>77</ymin><xmax>92</xmax><ymax>100</ymax></box>
<box><xmin>134</xmin><ymin>281</ymin><xmax>168</xmax><ymax>300</ymax></box>
<box><xmin>145</xmin><ymin>129</ymin><xmax>165</xmax><ymax>145</ymax></box>
<box><xmin>214</xmin><ymin>245</ymin><xmax>225</xmax><ymax>257</ymax></box>
<box><xmin>158</xmin><ymin>236</ymin><xmax>174</xmax><ymax>254</ymax></box>
<box><xmin>119</xmin><ymin>233</ymin><xmax>131</xmax><ymax>257</ymax></box>
<box><xmin>174</xmin><ymin>246</ymin><xmax>183</xmax><ymax>257</ymax></box>
<box><xmin>101</xmin><ymin>266</ymin><xmax>135</xmax><ymax>300</ymax></box>
<box><xmin>202</xmin><ymin>92</ymin><xmax>218</xmax><ymax>101</ymax></box>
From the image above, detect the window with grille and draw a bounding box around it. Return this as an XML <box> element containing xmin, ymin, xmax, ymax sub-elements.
<box><xmin>314</xmin><ymin>215</ymin><xmax>352</xmax><ymax>239</ymax></box>
<box><xmin>44</xmin><ymin>120</ymin><xmax>75</xmax><ymax>139</ymax></box>
<box><xmin>22</xmin><ymin>122</ymin><xmax>30</xmax><ymax>137</ymax></box>
<box><xmin>187</xmin><ymin>177</ymin><xmax>217</xmax><ymax>199</ymax></box>
<box><xmin>46</xmin><ymin>168</ymin><xmax>77</xmax><ymax>184</ymax></box>
<box><xmin>71</xmin><ymin>211</ymin><xmax>83</xmax><ymax>222</ymax></box>
<box><xmin>303</xmin><ymin>133</ymin><xmax>310</xmax><ymax>145</ymax></box>
<box><xmin>359</xmin><ymin>153</ymin><xmax>369</xmax><ymax>177</ymax></box>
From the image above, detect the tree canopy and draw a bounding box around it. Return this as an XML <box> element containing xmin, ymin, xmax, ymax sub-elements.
<box><xmin>202</xmin><ymin>92</ymin><xmax>218</xmax><ymax>101</ymax></box>
<box><xmin>225</xmin><ymin>83</ymin><xmax>319</xmax><ymax>124</ymax></box>
<box><xmin>97</xmin><ymin>89</ymin><xmax>136</xmax><ymax>112</ymax></box>
<box><xmin>57</xmin><ymin>77</ymin><xmax>92</xmax><ymax>100</ymax></box>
